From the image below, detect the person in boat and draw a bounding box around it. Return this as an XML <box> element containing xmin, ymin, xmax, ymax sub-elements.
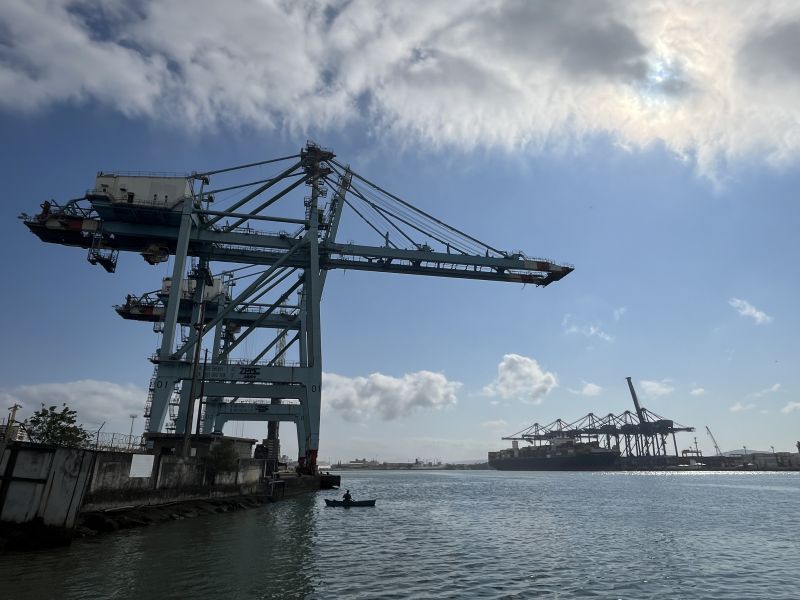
<box><xmin>342</xmin><ymin>489</ymin><xmax>352</xmax><ymax>502</ymax></box>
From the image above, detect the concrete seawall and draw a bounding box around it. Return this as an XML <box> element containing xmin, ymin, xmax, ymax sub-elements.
<box><xmin>1</xmin><ymin>442</ymin><xmax>340</xmax><ymax>550</ymax></box>
<box><xmin>81</xmin><ymin>452</ymin><xmax>266</xmax><ymax>511</ymax></box>
<box><xmin>76</xmin><ymin>472</ymin><xmax>333</xmax><ymax>538</ymax></box>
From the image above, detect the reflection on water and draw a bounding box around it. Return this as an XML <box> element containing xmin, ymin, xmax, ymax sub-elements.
<box><xmin>2</xmin><ymin>471</ymin><xmax>799</xmax><ymax>599</ymax></box>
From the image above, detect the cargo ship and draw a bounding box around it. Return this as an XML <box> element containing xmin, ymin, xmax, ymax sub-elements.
<box><xmin>488</xmin><ymin>438</ymin><xmax>620</xmax><ymax>471</ymax></box>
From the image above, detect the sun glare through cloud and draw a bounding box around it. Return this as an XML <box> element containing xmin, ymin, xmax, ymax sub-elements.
<box><xmin>1</xmin><ymin>1</ymin><xmax>800</xmax><ymax>181</ymax></box>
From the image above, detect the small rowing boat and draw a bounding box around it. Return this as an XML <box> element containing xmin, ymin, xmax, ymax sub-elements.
<box><xmin>324</xmin><ymin>499</ymin><xmax>376</xmax><ymax>507</ymax></box>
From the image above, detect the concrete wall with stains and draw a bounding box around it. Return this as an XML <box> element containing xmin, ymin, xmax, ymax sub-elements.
<box><xmin>0</xmin><ymin>445</ymin><xmax>94</xmax><ymax>530</ymax></box>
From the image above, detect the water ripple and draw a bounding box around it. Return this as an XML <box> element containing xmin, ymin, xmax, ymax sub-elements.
<box><xmin>1</xmin><ymin>471</ymin><xmax>799</xmax><ymax>599</ymax></box>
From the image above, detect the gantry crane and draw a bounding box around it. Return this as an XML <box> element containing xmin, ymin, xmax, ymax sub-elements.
<box><xmin>21</xmin><ymin>142</ymin><xmax>573</xmax><ymax>471</ymax></box>
<box><xmin>503</xmin><ymin>378</ymin><xmax>694</xmax><ymax>464</ymax></box>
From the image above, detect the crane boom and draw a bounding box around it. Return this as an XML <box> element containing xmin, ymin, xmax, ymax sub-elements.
<box><xmin>22</xmin><ymin>214</ymin><xmax>571</xmax><ymax>285</ymax></box>
<box><xmin>705</xmin><ymin>426</ymin><xmax>722</xmax><ymax>456</ymax></box>
<box><xmin>625</xmin><ymin>376</ymin><xmax>647</xmax><ymax>425</ymax></box>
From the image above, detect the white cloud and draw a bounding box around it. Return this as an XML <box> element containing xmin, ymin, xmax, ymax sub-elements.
<box><xmin>730</xmin><ymin>401</ymin><xmax>756</xmax><ymax>412</ymax></box>
<box><xmin>690</xmin><ymin>387</ymin><xmax>706</xmax><ymax>396</ymax></box>
<box><xmin>571</xmin><ymin>325</ymin><xmax>614</xmax><ymax>343</ymax></box>
<box><xmin>781</xmin><ymin>402</ymin><xmax>800</xmax><ymax>414</ymax></box>
<box><xmin>483</xmin><ymin>354</ymin><xmax>557</xmax><ymax>405</ymax></box>
<box><xmin>563</xmin><ymin>315</ymin><xmax>614</xmax><ymax>342</ymax></box>
<box><xmin>322</xmin><ymin>370</ymin><xmax>460</xmax><ymax>422</ymax></box>
<box><xmin>2</xmin><ymin>1</ymin><xmax>800</xmax><ymax>179</ymax></box>
<box><xmin>729</xmin><ymin>298</ymin><xmax>773</xmax><ymax>324</ymax></box>
<box><xmin>752</xmin><ymin>383</ymin><xmax>781</xmax><ymax>397</ymax></box>
<box><xmin>640</xmin><ymin>379</ymin><xmax>674</xmax><ymax>398</ymax></box>
<box><xmin>481</xmin><ymin>419</ymin><xmax>509</xmax><ymax>429</ymax></box>
<box><xmin>1</xmin><ymin>380</ymin><xmax>147</xmax><ymax>433</ymax></box>
<box><xmin>613</xmin><ymin>307</ymin><xmax>628</xmax><ymax>321</ymax></box>
<box><xmin>570</xmin><ymin>382</ymin><xmax>604</xmax><ymax>396</ymax></box>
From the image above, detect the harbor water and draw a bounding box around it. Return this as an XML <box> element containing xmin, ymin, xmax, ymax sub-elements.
<box><xmin>2</xmin><ymin>470</ymin><xmax>798</xmax><ymax>599</ymax></box>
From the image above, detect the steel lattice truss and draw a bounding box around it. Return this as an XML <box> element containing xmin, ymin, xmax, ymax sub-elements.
<box><xmin>21</xmin><ymin>142</ymin><xmax>573</xmax><ymax>470</ymax></box>
<box><xmin>503</xmin><ymin>408</ymin><xmax>695</xmax><ymax>459</ymax></box>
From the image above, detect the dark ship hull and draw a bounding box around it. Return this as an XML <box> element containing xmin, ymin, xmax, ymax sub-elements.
<box><xmin>488</xmin><ymin>451</ymin><xmax>619</xmax><ymax>471</ymax></box>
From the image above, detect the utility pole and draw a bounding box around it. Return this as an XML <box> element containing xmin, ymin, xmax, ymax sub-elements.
<box><xmin>128</xmin><ymin>414</ymin><xmax>137</xmax><ymax>447</ymax></box>
<box><xmin>0</xmin><ymin>403</ymin><xmax>22</xmax><ymax>459</ymax></box>
<box><xmin>95</xmin><ymin>421</ymin><xmax>105</xmax><ymax>450</ymax></box>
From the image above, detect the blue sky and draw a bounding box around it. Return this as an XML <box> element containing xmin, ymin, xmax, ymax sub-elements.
<box><xmin>1</xmin><ymin>1</ymin><xmax>799</xmax><ymax>461</ymax></box>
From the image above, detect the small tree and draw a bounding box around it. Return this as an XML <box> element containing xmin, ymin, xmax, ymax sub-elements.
<box><xmin>25</xmin><ymin>404</ymin><xmax>91</xmax><ymax>447</ymax></box>
<box><xmin>204</xmin><ymin>439</ymin><xmax>240</xmax><ymax>485</ymax></box>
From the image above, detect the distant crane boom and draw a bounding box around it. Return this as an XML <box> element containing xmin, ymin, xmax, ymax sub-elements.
<box><xmin>625</xmin><ymin>376</ymin><xmax>647</xmax><ymax>425</ymax></box>
<box><xmin>705</xmin><ymin>426</ymin><xmax>722</xmax><ymax>456</ymax></box>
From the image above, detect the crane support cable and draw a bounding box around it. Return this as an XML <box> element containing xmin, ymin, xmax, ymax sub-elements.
<box><xmin>205</xmin><ymin>159</ymin><xmax>303</xmax><ymax>227</ymax></box>
<box><xmin>331</xmin><ymin>158</ymin><xmax>505</xmax><ymax>256</ymax></box>
<box><xmin>341</xmin><ymin>197</ymin><xmax>401</xmax><ymax>249</ymax></box>
<box><xmin>244</xmin><ymin>267</ymin><xmax>297</xmax><ymax>304</ymax></box>
<box><xmin>223</xmin><ymin>173</ymin><xmax>311</xmax><ymax>232</ymax></box>
<box><xmin>267</xmin><ymin>331</ymin><xmax>299</xmax><ymax>366</ymax></box>
<box><xmin>221</xmin><ymin>278</ymin><xmax>303</xmax><ymax>359</ymax></box>
<box><xmin>327</xmin><ymin>162</ymin><xmax>443</xmax><ymax>246</ymax></box>
<box><xmin>328</xmin><ymin>176</ymin><xmax>416</xmax><ymax>248</ymax></box>
<box><xmin>326</xmin><ymin>162</ymin><xmax>439</xmax><ymax>247</ymax></box>
<box><xmin>329</xmin><ymin>161</ymin><xmax>486</xmax><ymax>255</ymax></box>
<box><xmin>350</xmin><ymin>179</ymin><xmax>472</xmax><ymax>252</ymax></box>
<box><xmin>227</xmin><ymin>266</ymin><xmax>273</xmax><ymax>285</ymax></box>
<box><xmin>195</xmin><ymin>154</ymin><xmax>301</xmax><ymax>178</ymax></box>
<box><xmin>201</xmin><ymin>171</ymin><xmax>306</xmax><ymax>197</ymax></box>
<box><xmin>323</xmin><ymin>173</ymin><xmax>404</xmax><ymax>244</ymax></box>
<box><xmin>351</xmin><ymin>194</ymin><xmax>416</xmax><ymax>248</ymax></box>
<box><xmin>254</xmin><ymin>327</ymin><xmax>292</xmax><ymax>364</ymax></box>
<box><xmin>348</xmin><ymin>181</ymin><xmax>472</xmax><ymax>254</ymax></box>
<box><xmin>358</xmin><ymin>184</ymin><xmax>480</xmax><ymax>255</ymax></box>
<box><xmin>222</xmin><ymin>263</ymin><xmax>277</xmax><ymax>282</ymax></box>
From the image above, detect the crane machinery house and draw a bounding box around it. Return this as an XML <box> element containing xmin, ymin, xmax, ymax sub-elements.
<box><xmin>94</xmin><ymin>173</ymin><xmax>190</xmax><ymax>209</ymax></box>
